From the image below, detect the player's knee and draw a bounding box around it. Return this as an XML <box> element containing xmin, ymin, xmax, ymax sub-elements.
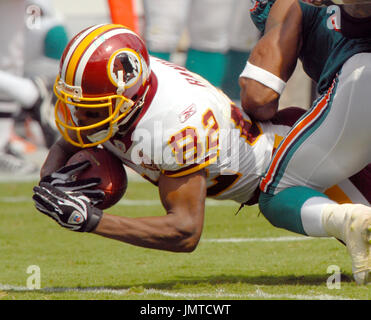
<box><xmin>258</xmin><ymin>195</ymin><xmax>282</xmax><ymax>228</ymax></box>
<box><xmin>259</xmin><ymin>187</ymin><xmax>322</xmax><ymax>235</ymax></box>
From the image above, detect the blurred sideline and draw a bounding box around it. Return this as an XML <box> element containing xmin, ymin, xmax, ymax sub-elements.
<box><xmin>51</xmin><ymin>0</ymin><xmax>312</xmax><ymax>110</ymax></box>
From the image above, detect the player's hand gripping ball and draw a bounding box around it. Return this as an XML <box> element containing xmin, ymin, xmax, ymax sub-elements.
<box><xmin>66</xmin><ymin>148</ymin><xmax>128</xmax><ymax>210</ymax></box>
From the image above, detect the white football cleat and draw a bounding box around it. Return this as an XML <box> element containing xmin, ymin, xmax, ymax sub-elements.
<box><xmin>322</xmin><ymin>203</ymin><xmax>371</xmax><ymax>285</ymax></box>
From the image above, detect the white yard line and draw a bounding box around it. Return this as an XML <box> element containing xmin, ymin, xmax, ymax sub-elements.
<box><xmin>201</xmin><ymin>236</ymin><xmax>323</xmax><ymax>243</ymax></box>
<box><xmin>0</xmin><ymin>284</ymin><xmax>353</xmax><ymax>300</ymax></box>
<box><xmin>0</xmin><ymin>196</ymin><xmax>31</xmax><ymax>203</ymax></box>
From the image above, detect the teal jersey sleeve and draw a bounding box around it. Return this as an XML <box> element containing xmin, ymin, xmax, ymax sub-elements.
<box><xmin>250</xmin><ymin>0</ymin><xmax>276</xmax><ymax>33</ymax></box>
<box><xmin>299</xmin><ymin>2</ymin><xmax>371</xmax><ymax>94</ymax></box>
<box><xmin>249</xmin><ymin>1</ymin><xmax>371</xmax><ymax>94</ymax></box>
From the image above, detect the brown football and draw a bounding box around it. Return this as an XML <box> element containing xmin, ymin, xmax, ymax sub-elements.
<box><xmin>66</xmin><ymin>148</ymin><xmax>127</xmax><ymax>210</ymax></box>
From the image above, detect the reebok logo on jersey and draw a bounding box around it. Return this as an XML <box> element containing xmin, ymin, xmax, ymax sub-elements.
<box><xmin>179</xmin><ymin>104</ymin><xmax>197</xmax><ymax>123</ymax></box>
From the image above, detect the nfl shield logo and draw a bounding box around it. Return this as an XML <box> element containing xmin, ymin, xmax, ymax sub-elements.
<box><xmin>73</xmin><ymin>212</ymin><xmax>82</xmax><ymax>223</ymax></box>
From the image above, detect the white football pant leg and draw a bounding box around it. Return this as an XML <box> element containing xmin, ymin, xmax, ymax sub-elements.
<box><xmin>143</xmin><ymin>0</ymin><xmax>190</xmax><ymax>53</ymax></box>
<box><xmin>187</xmin><ymin>0</ymin><xmax>235</xmax><ymax>52</ymax></box>
<box><xmin>272</xmin><ymin>52</ymin><xmax>371</xmax><ymax>194</ymax></box>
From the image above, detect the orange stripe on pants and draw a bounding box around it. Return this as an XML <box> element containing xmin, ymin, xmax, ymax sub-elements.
<box><xmin>260</xmin><ymin>79</ymin><xmax>337</xmax><ymax>193</ymax></box>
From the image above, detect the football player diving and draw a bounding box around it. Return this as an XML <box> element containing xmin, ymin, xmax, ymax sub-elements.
<box><xmin>239</xmin><ymin>0</ymin><xmax>371</xmax><ymax>284</ymax></box>
<box><xmin>32</xmin><ymin>24</ymin><xmax>371</xmax><ymax>283</ymax></box>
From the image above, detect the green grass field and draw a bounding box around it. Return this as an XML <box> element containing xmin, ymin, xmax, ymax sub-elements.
<box><xmin>0</xmin><ymin>179</ymin><xmax>370</xmax><ymax>301</ymax></box>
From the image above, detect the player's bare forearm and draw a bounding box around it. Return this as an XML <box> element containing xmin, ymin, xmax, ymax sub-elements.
<box><xmin>93</xmin><ymin>213</ymin><xmax>201</xmax><ymax>252</ymax></box>
<box><xmin>93</xmin><ymin>170</ymin><xmax>207</xmax><ymax>252</ymax></box>
<box><xmin>240</xmin><ymin>0</ymin><xmax>302</xmax><ymax>120</ymax></box>
<box><xmin>239</xmin><ymin>77</ymin><xmax>280</xmax><ymax>121</ymax></box>
<box><xmin>40</xmin><ymin>137</ymin><xmax>82</xmax><ymax>178</ymax></box>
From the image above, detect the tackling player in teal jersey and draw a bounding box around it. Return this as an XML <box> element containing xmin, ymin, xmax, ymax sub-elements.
<box><xmin>240</xmin><ymin>0</ymin><xmax>371</xmax><ymax>284</ymax></box>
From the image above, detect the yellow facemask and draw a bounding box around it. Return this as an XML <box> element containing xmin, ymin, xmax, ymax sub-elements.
<box><xmin>54</xmin><ymin>77</ymin><xmax>135</xmax><ymax>148</ymax></box>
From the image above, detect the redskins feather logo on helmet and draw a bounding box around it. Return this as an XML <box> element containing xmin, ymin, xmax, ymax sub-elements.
<box><xmin>54</xmin><ymin>24</ymin><xmax>151</xmax><ymax>148</ymax></box>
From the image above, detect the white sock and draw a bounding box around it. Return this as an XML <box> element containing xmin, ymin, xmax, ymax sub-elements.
<box><xmin>301</xmin><ymin>197</ymin><xmax>337</xmax><ymax>237</ymax></box>
<box><xmin>0</xmin><ymin>70</ymin><xmax>39</xmax><ymax>108</ymax></box>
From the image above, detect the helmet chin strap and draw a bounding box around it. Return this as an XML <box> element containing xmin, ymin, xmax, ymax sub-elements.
<box><xmin>116</xmin><ymin>84</ymin><xmax>150</xmax><ymax>136</ymax></box>
<box><xmin>86</xmin><ymin>70</ymin><xmax>149</xmax><ymax>143</ymax></box>
<box><xmin>116</xmin><ymin>70</ymin><xmax>125</xmax><ymax>96</ymax></box>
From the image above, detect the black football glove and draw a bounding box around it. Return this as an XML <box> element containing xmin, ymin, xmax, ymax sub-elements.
<box><xmin>40</xmin><ymin>160</ymin><xmax>104</xmax><ymax>206</ymax></box>
<box><xmin>32</xmin><ymin>182</ymin><xmax>102</xmax><ymax>232</ymax></box>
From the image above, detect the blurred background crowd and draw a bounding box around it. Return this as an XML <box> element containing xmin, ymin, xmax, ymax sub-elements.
<box><xmin>0</xmin><ymin>0</ymin><xmax>312</xmax><ymax>180</ymax></box>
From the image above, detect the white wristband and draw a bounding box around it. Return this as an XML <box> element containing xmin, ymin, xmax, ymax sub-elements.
<box><xmin>239</xmin><ymin>61</ymin><xmax>286</xmax><ymax>95</ymax></box>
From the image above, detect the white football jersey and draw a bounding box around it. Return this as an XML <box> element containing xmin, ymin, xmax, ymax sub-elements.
<box><xmin>103</xmin><ymin>57</ymin><xmax>291</xmax><ymax>204</ymax></box>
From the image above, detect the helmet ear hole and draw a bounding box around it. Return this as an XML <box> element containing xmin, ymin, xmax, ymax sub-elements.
<box><xmin>132</xmin><ymin>94</ymin><xmax>138</xmax><ymax>102</ymax></box>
